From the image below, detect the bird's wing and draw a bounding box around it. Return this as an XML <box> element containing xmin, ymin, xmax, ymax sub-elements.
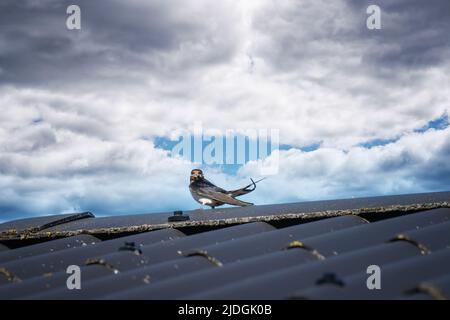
<box><xmin>228</xmin><ymin>178</ymin><xmax>266</xmax><ymax>197</ymax></box>
<box><xmin>197</xmin><ymin>187</ymin><xmax>254</xmax><ymax>207</ymax></box>
<box><xmin>200</xmin><ymin>178</ymin><xmax>227</xmax><ymax>193</ymax></box>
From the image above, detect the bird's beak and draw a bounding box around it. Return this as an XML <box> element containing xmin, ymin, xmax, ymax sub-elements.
<box><xmin>190</xmin><ymin>173</ymin><xmax>202</xmax><ymax>182</ymax></box>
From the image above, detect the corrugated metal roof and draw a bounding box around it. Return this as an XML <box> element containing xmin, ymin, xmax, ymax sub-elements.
<box><xmin>0</xmin><ymin>191</ymin><xmax>449</xmax><ymax>300</ymax></box>
<box><xmin>293</xmin><ymin>249</ymin><xmax>450</xmax><ymax>300</ymax></box>
<box><xmin>398</xmin><ymin>274</ymin><xmax>450</xmax><ymax>300</ymax></box>
<box><xmin>0</xmin><ymin>235</ymin><xmax>100</xmax><ymax>264</ymax></box>
<box><xmin>0</xmin><ymin>228</ymin><xmax>186</xmax><ymax>280</ymax></box>
<box><xmin>1</xmin><ymin>191</ymin><xmax>448</xmax><ymax>242</ymax></box>
<box><xmin>0</xmin><ymin>212</ymin><xmax>94</xmax><ymax>235</ymax></box>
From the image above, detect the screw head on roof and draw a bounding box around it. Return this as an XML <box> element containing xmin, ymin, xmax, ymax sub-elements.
<box><xmin>316</xmin><ymin>273</ymin><xmax>345</xmax><ymax>287</ymax></box>
<box><xmin>168</xmin><ymin>210</ymin><xmax>190</xmax><ymax>222</ymax></box>
<box><xmin>118</xmin><ymin>241</ymin><xmax>142</xmax><ymax>255</ymax></box>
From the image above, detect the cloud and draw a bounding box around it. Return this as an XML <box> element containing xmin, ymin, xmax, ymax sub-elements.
<box><xmin>0</xmin><ymin>0</ymin><xmax>449</xmax><ymax>220</ymax></box>
<box><xmin>0</xmin><ymin>0</ymin><xmax>242</xmax><ymax>87</ymax></box>
<box><xmin>0</xmin><ymin>132</ymin><xmax>195</xmax><ymax>221</ymax></box>
<box><xmin>239</xmin><ymin>126</ymin><xmax>450</xmax><ymax>204</ymax></box>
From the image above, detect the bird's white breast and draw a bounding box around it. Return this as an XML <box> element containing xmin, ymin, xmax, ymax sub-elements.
<box><xmin>198</xmin><ymin>198</ymin><xmax>213</xmax><ymax>205</ymax></box>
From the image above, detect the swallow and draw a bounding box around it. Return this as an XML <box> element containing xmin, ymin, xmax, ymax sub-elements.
<box><xmin>189</xmin><ymin>169</ymin><xmax>265</xmax><ymax>209</ymax></box>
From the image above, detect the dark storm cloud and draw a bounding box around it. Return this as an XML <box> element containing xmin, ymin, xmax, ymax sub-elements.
<box><xmin>349</xmin><ymin>0</ymin><xmax>450</xmax><ymax>70</ymax></box>
<box><xmin>2</xmin><ymin>0</ymin><xmax>448</xmax><ymax>88</ymax></box>
<box><xmin>0</xmin><ymin>0</ymin><xmax>239</xmax><ymax>88</ymax></box>
<box><xmin>251</xmin><ymin>0</ymin><xmax>450</xmax><ymax>76</ymax></box>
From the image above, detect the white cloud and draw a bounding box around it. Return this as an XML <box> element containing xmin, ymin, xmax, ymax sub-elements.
<box><xmin>0</xmin><ymin>0</ymin><xmax>449</xmax><ymax>220</ymax></box>
<box><xmin>239</xmin><ymin>127</ymin><xmax>450</xmax><ymax>204</ymax></box>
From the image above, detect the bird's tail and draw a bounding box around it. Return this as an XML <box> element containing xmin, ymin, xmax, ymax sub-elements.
<box><xmin>228</xmin><ymin>177</ymin><xmax>266</xmax><ymax>197</ymax></box>
<box><xmin>237</xmin><ymin>200</ymin><xmax>254</xmax><ymax>207</ymax></box>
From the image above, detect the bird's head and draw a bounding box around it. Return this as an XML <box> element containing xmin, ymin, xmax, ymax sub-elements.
<box><xmin>190</xmin><ymin>169</ymin><xmax>204</xmax><ymax>182</ymax></box>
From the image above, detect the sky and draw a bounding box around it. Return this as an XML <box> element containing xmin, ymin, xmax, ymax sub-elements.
<box><xmin>0</xmin><ymin>0</ymin><xmax>449</xmax><ymax>222</ymax></box>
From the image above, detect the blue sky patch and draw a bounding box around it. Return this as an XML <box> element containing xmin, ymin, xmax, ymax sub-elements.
<box><xmin>415</xmin><ymin>112</ymin><xmax>449</xmax><ymax>133</ymax></box>
<box><xmin>359</xmin><ymin>112</ymin><xmax>449</xmax><ymax>149</ymax></box>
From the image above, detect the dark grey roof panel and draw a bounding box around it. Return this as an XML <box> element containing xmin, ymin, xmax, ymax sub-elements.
<box><xmin>390</xmin><ymin>220</ymin><xmax>450</xmax><ymax>252</ymax></box>
<box><xmin>82</xmin><ymin>251</ymin><xmax>153</xmax><ymax>275</ymax></box>
<box><xmin>104</xmin><ymin>248</ymin><xmax>323</xmax><ymax>300</ymax></box>
<box><xmin>0</xmin><ymin>228</ymin><xmax>184</xmax><ymax>281</ymax></box>
<box><xmin>42</xmin><ymin>212</ymin><xmax>175</xmax><ymax>234</ymax></box>
<box><xmin>0</xmin><ymin>222</ymin><xmax>269</xmax><ymax>281</ymax></box>
<box><xmin>6</xmin><ymin>222</ymin><xmax>276</xmax><ymax>298</ymax></box>
<box><xmin>27</xmin><ymin>256</ymin><xmax>216</xmax><ymax>300</ymax></box>
<box><xmin>174</xmin><ymin>208</ymin><xmax>448</xmax><ymax>279</ymax></box>
<box><xmin>300</xmin><ymin>208</ymin><xmax>450</xmax><ymax>257</ymax></box>
<box><xmin>0</xmin><ymin>265</ymin><xmax>112</xmax><ymax>300</ymax></box>
<box><xmin>15</xmin><ymin>191</ymin><xmax>450</xmax><ymax>240</ymax></box>
<box><xmin>397</xmin><ymin>293</ymin><xmax>434</xmax><ymax>300</ymax></box>
<box><xmin>0</xmin><ymin>244</ymin><xmax>8</xmax><ymax>251</ymax></box>
<box><xmin>1</xmin><ymin>193</ymin><xmax>449</xmax><ymax>300</ymax></box>
<box><xmin>186</xmin><ymin>191</ymin><xmax>450</xmax><ymax>221</ymax></box>
<box><xmin>399</xmin><ymin>274</ymin><xmax>450</xmax><ymax>300</ymax></box>
<box><xmin>296</xmin><ymin>248</ymin><xmax>450</xmax><ymax>299</ymax></box>
<box><xmin>186</xmin><ymin>241</ymin><xmax>421</xmax><ymax>300</ymax></box>
<box><xmin>16</xmin><ymin>222</ymin><xmax>271</xmax><ymax>291</ymax></box>
<box><xmin>0</xmin><ymin>274</ymin><xmax>11</xmax><ymax>286</ymax></box>
<box><xmin>0</xmin><ymin>212</ymin><xmax>94</xmax><ymax>235</ymax></box>
<box><xmin>0</xmin><ymin>235</ymin><xmax>100</xmax><ymax>264</ymax></box>
<box><xmin>138</xmin><ymin>222</ymin><xmax>275</xmax><ymax>266</ymax></box>
<box><xmin>181</xmin><ymin>215</ymin><xmax>367</xmax><ymax>264</ymax></box>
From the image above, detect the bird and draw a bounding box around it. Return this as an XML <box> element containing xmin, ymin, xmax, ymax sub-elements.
<box><xmin>189</xmin><ymin>169</ymin><xmax>265</xmax><ymax>209</ymax></box>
